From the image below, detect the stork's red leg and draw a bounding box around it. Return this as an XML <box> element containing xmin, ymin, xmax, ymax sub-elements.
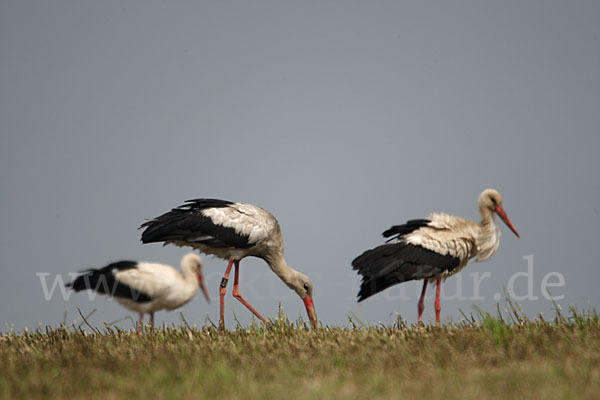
<box><xmin>418</xmin><ymin>280</ymin><xmax>427</xmax><ymax>325</ymax></box>
<box><xmin>232</xmin><ymin>261</ymin><xmax>267</xmax><ymax>324</ymax></box>
<box><xmin>150</xmin><ymin>312</ymin><xmax>155</xmax><ymax>328</ymax></box>
<box><xmin>137</xmin><ymin>313</ymin><xmax>144</xmax><ymax>333</ymax></box>
<box><xmin>435</xmin><ymin>277</ymin><xmax>442</xmax><ymax>325</ymax></box>
<box><xmin>219</xmin><ymin>260</ymin><xmax>235</xmax><ymax>329</ymax></box>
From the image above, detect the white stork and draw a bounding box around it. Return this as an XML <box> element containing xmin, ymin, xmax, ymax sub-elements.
<box><xmin>139</xmin><ymin>199</ymin><xmax>318</xmax><ymax>330</ymax></box>
<box><xmin>352</xmin><ymin>189</ymin><xmax>519</xmax><ymax>325</ymax></box>
<box><xmin>68</xmin><ymin>253</ymin><xmax>210</xmax><ymax>331</ymax></box>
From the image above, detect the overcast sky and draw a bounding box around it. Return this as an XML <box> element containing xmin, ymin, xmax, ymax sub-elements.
<box><xmin>1</xmin><ymin>1</ymin><xmax>599</xmax><ymax>331</ymax></box>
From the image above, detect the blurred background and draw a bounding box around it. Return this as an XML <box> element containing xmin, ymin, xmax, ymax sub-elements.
<box><xmin>1</xmin><ymin>0</ymin><xmax>599</xmax><ymax>331</ymax></box>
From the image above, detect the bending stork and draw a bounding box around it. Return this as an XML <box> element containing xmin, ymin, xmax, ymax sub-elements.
<box><xmin>68</xmin><ymin>253</ymin><xmax>210</xmax><ymax>331</ymax></box>
<box><xmin>139</xmin><ymin>199</ymin><xmax>318</xmax><ymax>330</ymax></box>
<box><xmin>352</xmin><ymin>189</ymin><xmax>519</xmax><ymax>324</ymax></box>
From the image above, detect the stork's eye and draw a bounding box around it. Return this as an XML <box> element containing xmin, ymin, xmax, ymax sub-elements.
<box><xmin>303</xmin><ymin>283</ymin><xmax>310</xmax><ymax>292</ymax></box>
<box><xmin>491</xmin><ymin>198</ymin><xmax>497</xmax><ymax>205</ymax></box>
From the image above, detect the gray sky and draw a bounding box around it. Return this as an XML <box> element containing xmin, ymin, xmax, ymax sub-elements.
<box><xmin>1</xmin><ymin>1</ymin><xmax>599</xmax><ymax>331</ymax></box>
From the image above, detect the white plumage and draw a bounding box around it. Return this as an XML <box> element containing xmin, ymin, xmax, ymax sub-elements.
<box><xmin>201</xmin><ymin>203</ymin><xmax>277</xmax><ymax>246</ymax></box>
<box><xmin>112</xmin><ymin>255</ymin><xmax>205</xmax><ymax>313</ymax></box>
<box><xmin>403</xmin><ymin>214</ymin><xmax>478</xmax><ymax>270</ymax></box>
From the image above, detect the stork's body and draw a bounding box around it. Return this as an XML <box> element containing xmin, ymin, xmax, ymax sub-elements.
<box><xmin>68</xmin><ymin>253</ymin><xmax>210</xmax><ymax>331</ymax></box>
<box><xmin>139</xmin><ymin>199</ymin><xmax>318</xmax><ymax>329</ymax></box>
<box><xmin>352</xmin><ymin>189</ymin><xmax>519</xmax><ymax>324</ymax></box>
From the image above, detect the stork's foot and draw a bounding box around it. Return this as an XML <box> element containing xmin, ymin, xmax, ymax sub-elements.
<box><xmin>232</xmin><ymin>261</ymin><xmax>267</xmax><ymax>325</ymax></box>
<box><xmin>219</xmin><ymin>260</ymin><xmax>235</xmax><ymax>332</ymax></box>
<box><xmin>232</xmin><ymin>289</ymin><xmax>267</xmax><ymax>324</ymax></box>
<box><xmin>435</xmin><ymin>277</ymin><xmax>442</xmax><ymax>325</ymax></box>
<box><xmin>417</xmin><ymin>280</ymin><xmax>427</xmax><ymax>327</ymax></box>
<box><xmin>137</xmin><ymin>313</ymin><xmax>144</xmax><ymax>333</ymax></box>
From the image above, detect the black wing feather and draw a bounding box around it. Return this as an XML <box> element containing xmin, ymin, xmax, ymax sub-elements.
<box><xmin>67</xmin><ymin>261</ymin><xmax>153</xmax><ymax>303</ymax></box>
<box><xmin>382</xmin><ymin>219</ymin><xmax>431</xmax><ymax>241</ymax></box>
<box><xmin>139</xmin><ymin>198</ymin><xmax>253</xmax><ymax>249</ymax></box>
<box><xmin>352</xmin><ymin>242</ymin><xmax>459</xmax><ymax>302</ymax></box>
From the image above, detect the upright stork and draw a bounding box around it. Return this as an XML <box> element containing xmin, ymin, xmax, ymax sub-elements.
<box><xmin>139</xmin><ymin>199</ymin><xmax>318</xmax><ymax>330</ymax></box>
<box><xmin>68</xmin><ymin>253</ymin><xmax>210</xmax><ymax>331</ymax></box>
<box><xmin>352</xmin><ymin>189</ymin><xmax>519</xmax><ymax>324</ymax></box>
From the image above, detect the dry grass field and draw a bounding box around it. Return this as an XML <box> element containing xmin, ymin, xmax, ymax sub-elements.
<box><xmin>1</xmin><ymin>306</ymin><xmax>598</xmax><ymax>400</ymax></box>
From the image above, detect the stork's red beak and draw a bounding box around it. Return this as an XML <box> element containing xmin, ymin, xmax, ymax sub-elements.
<box><xmin>495</xmin><ymin>204</ymin><xmax>520</xmax><ymax>238</ymax></box>
<box><xmin>302</xmin><ymin>296</ymin><xmax>318</xmax><ymax>329</ymax></box>
<box><xmin>197</xmin><ymin>273</ymin><xmax>211</xmax><ymax>303</ymax></box>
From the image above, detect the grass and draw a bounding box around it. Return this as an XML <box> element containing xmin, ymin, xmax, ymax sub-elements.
<box><xmin>1</xmin><ymin>305</ymin><xmax>599</xmax><ymax>400</ymax></box>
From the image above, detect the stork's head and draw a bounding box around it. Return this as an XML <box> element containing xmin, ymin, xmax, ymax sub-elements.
<box><xmin>287</xmin><ymin>271</ymin><xmax>318</xmax><ymax>329</ymax></box>
<box><xmin>478</xmin><ymin>189</ymin><xmax>520</xmax><ymax>238</ymax></box>
<box><xmin>181</xmin><ymin>253</ymin><xmax>211</xmax><ymax>303</ymax></box>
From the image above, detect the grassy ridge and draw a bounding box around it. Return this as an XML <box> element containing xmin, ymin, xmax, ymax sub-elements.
<box><xmin>1</xmin><ymin>308</ymin><xmax>599</xmax><ymax>400</ymax></box>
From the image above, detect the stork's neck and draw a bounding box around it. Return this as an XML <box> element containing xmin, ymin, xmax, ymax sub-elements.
<box><xmin>264</xmin><ymin>252</ymin><xmax>298</xmax><ymax>289</ymax></box>
<box><xmin>476</xmin><ymin>205</ymin><xmax>500</xmax><ymax>262</ymax></box>
<box><xmin>479</xmin><ymin>206</ymin><xmax>495</xmax><ymax>228</ymax></box>
<box><xmin>180</xmin><ymin>264</ymin><xmax>199</xmax><ymax>289</ymax></box>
